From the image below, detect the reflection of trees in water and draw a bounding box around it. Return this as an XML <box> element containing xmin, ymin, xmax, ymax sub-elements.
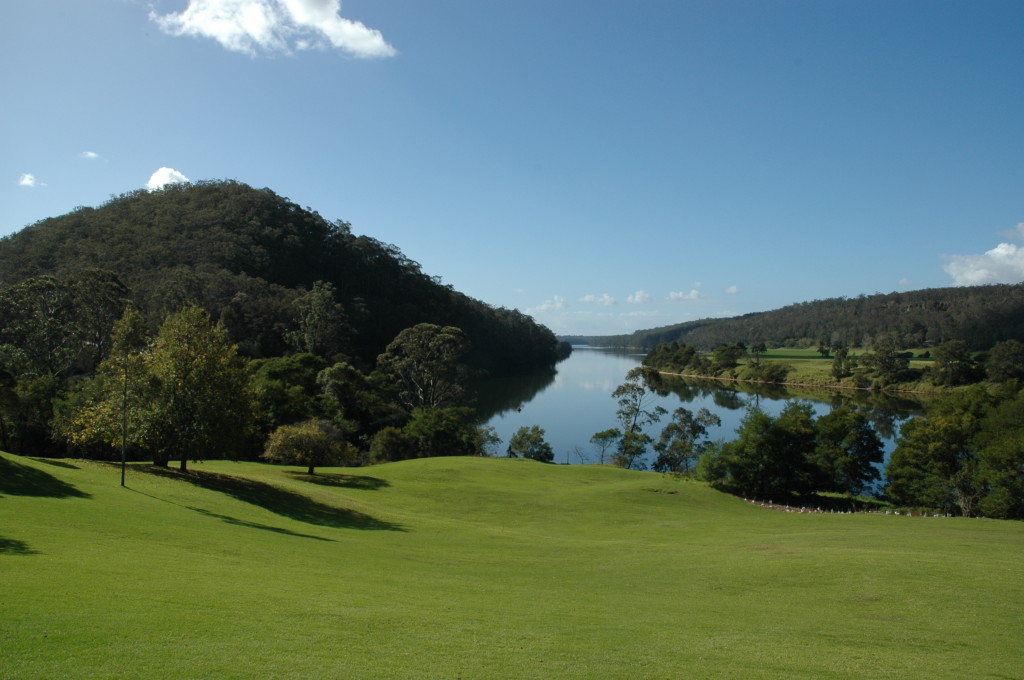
<box><xmin>654</xmin><ymin>376</ymin><xmax>782</xmax><ymax>410</ymax></box>
<box><xmin>469</xmin><ymin>367</ymin><xmax>557</xmax><ymax>422</ymax></box>
<box><xmin>653</xmin><ymin>375</ymin><xmax>927</xmax><ymax>437</ymax></box>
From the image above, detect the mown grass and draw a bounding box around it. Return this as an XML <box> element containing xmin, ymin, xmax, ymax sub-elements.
<box><xmin>2</xmin><ymin>452</ymin><xmax>1022</xmax><ymax>679</ymax></box>
<box><xmin>746</xmin><ymin>348</ymin><xmax>940</xmax><ymax>393</ymax></box>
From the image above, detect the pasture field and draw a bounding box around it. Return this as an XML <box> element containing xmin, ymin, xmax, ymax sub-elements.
<box><xmin>749</xmin><ymin>347</ymin><xmax>936</xmax><ymax>390</ymax></box>
<box><xmin>2</xmin><ymin>452</ymin><xmax>1022</xmax><ymax>679</ymax></box>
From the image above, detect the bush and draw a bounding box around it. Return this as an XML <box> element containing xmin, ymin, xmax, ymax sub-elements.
<box><xmin>508</xmin><ymin>425</ymin><xmax>554</xmax><ymax>462</ymax></box>
<box><xmin>369</xmin><ymin>426</ymin><xmax>417</xmax><ymax>463</ymax></box>
<box><xmin>262</xmin><ymin>418</ymin><xmax>351</xmax><ymax>474</ymax></box>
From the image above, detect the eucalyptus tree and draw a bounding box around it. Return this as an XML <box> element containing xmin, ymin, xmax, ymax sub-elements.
<box><xmin>610</xmin><ymin>367</ymin><xmax>667</xmax><ymax>469</ymax></box>
<box><xmin>652</xmin><ymin>407</ymin><xmax>721</xmax><ymax>475</ymax></box>
<box><xmin>287</xmin><ymin>281</ymin><xmax>353</xmax><ymax>359</ymax></box>
<box><xmin>509</xmin><ymin>425</ymin><xmax>554</xmax><ymax>462</ymax></box>
<box><xmin>61</xmin><ymin>305</ymin><xmax>253</xmax><ymax>472</ymax></box>
<box><xmin>376</xmin><ymin>324</ymin><xmax>472</xmax><ymax>410</ymax></box>
<box><xmin>145</xmin><ymin>305</ymin><xmax>253</xmax><ymax>470</ymax></box>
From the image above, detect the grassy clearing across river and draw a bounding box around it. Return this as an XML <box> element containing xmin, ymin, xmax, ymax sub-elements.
<box><xmin>2</xmin><ymin>452</ymin><xmax>1021</xmax><ymax>679</ymax></box>
<box><xmin>731</xmin><ymin>347</ymin><xmax>941</xmax><ymax>393</ymax></box>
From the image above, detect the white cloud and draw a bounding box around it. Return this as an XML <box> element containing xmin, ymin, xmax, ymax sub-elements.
<box><xmin>724</xmin><ymin>285</ymin><xmax>739</xmax><ymax>294</ymax></box>
<box><xmin>626</xmin><ymin>290</ymin><xmax>650</xmax><ymax>304</ymax></box>
<box><xmin>943</xmin><ymin>224</ymin><xmax>1024</xmax><ymax>286</ymax></box>
<box><xmin>151</xmin><ymin>0</ymin><xmax>396</xmax><ymax>58</ymax></box>
<box><xmin>527</xmin><ymin>296</ymin><xmax>567</xmax><ymax>314</ymax></box>
<box><xmin>580</xmin><ymin>293</ymin><xmax>615</xmax><ymax>306</ymax></box>
<box><xmin>147</xmin><ymin>167</ymin><xmax>191</xmax><ymax>190</ymax></box>
<box><xmin>669</xmin><ymin>289</ymin><xmax>701</xmax><ymax>301</ymax></box>
<box><xmin>80</xmin><ymin>151</ymin><xmax>100</xmax><ymax>160</ymax></box>
<box><xmin>18</xmin><ymin>173</ymin><xmax>37</xmax><ymax>187</ymax></box>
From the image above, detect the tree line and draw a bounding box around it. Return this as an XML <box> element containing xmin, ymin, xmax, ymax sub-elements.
<box><xmin>574</xmin><ymin>285</ymin><xmax>1024</xmax><ymax>353</ymax></box>
<box><xmin>0</xmin><ymin>180</ymin><xmax>568</xmax><ymax>374</ymax></box>
<box><xmin>0</xmin><ymin>181</ymin><xmax>569</xmax><ymax>461</ymax></box>
<box><xmin>3</xmin><ymin>297</ymin><xmax>505</xmax><ymax>472</ymax></box>
<box><xmin>552</xmin><ymin>356</ymin><xmax>1021</xmax><ymax>519</ymax></box>
<box><xmin>641</xmin><ymin>337</ymin><xmax>1024</xmax><ymax>390</ymax></box>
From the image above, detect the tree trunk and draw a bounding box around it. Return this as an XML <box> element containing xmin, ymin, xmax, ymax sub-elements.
<box><xmin>307</xmin><ymin>464</ymin><xmax>315</xmax><ymax>475</ymax></box>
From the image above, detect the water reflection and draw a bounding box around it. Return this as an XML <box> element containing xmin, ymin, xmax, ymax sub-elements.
<box><xmin>474</xmin><ymin>347</ymin><xmax>928</xmax><ymax>468</ymax></box>
<box><xmin>470</xmin><ymin>366</ymin><xmax>557</xmax><ymax>420</ymax></box>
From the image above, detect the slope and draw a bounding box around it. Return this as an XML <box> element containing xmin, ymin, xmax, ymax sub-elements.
<box><xmin>579</xmin><ymin>285</ymin><xmax>1024</xmax><ymax>352</ymax></box>
<box><xmin>0</xmin><ymin>181</ymin><xmax>565</xmax><ymax>372</ymax></box>
<box><xmin>3</xmin><ymin>452</ymin><xmax>1022</xmax><ymax>679</ymax></box>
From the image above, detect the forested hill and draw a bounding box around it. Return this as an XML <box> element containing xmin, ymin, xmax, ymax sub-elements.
<box><xmin>0</xmin><ymin>180</ymin><xmax>566</xmax><ymax>373</ymax></box>
<box><xmin>571</xmin><ymin>285</ymin><xmax>1024</xmax><ymax>351</ymax></box>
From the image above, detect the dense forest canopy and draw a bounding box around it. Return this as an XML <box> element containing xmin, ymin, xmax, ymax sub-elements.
<box><xmin>0</xmin><ymin>180</ymin><xmax>567</xmax><ymax>373</ymax></box>
<box><xmin>569</xmin><ymin>285</ymin><xmax>1024</xmax><ymax>352</ymax></box>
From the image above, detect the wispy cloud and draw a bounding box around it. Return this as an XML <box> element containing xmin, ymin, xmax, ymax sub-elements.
<box><xmin>580</xmin><ymin>293</ymin><xmax>615</xmax><ymax>306</ymax></box>
<box><xmin>725</xmin><ymin>285</ymin><xmax>739</xmax><ymax>294</ymax></box>
<box><xmin>626</xmin><ymin>290</ymin><xmax>650</xmax><ymax>304</ymax></box>
<box><xmin>147</xmin><ymin>167</ymin><xmax>191</xmax><ymax>190</ymax></box>
<box><xmin>943</xmin><ymin>224</ymin><xmax>1024</xmax><ymax>286</ymax></box>
<box><xmin>669</xmin><ymin>289</ymin><xmax>701</xmax><ymax>301</ymax></box>
<box><xmin>18</xmin><ymin>173</ymin><xmax>38</xmax><ymax>187</ymax></box>
<box><xmin>151</xmin><ymin>0</ymin><xmax>396</xmax><ymax>58</ymax></box>
<box><xmin>80</xmin><ymin>151</ymin><xmax>100</xmax><ymax>160</ymax></box>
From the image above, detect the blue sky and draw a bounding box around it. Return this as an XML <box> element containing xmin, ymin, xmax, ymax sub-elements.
<box><xmin>3</xmin><ymin>1</ymin><xmax>1023</xmax><ymax>336</ymax></box>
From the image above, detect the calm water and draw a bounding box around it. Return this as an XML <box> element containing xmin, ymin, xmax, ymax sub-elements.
<box><xmin>473</xmin><ymin>346</ymin><xmax>925</xmax><ymax>468</ymax></box>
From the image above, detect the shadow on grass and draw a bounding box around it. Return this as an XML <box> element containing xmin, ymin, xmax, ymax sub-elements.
<box><xmin>139</xmin><ymin>467</ymin><xmax>404</xmax><ymax>532</ymax></box>
<box><xmin>185</xmin><ymin>506</ymin><xmax>337</xmax><ymax>541</ymax></box>
<box><xmin>30</xmin><ymin>458</ymin><xmax>81</xmax><ymax>470</ymax></box>
<box><xmin>0</xmin><ymin>537</ymin><xmax>39</xmax><ymax>555</ymax></box>
<box><xmin>0</xmin><ymin>456</ymin><xmax>91</xmax><ymax>499</ymax></box>
<box><xmin>284</xmin><ymin>471</ymin><xmax>390</xmax><ymax>491</ymax></box>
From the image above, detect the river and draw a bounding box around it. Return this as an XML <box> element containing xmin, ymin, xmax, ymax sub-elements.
<box><xmin>472</xmin><ymin>346</ymin><xmax>926</xmax><ymax>469</ymax></box>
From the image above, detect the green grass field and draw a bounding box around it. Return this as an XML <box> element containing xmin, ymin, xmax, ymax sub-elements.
<box><xmin>745</xmin><ymin>348</ymin><xmax>938</xmax><ymax>392</ymax></box>
<box><xmin>2</xmin><ymin>452</ymin><xmax>1022</xmax><ymax>679</ymax></box>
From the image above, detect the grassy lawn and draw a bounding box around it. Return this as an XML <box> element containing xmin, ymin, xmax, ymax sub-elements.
<box><xmin>747</xmin><ymin>348</ymin><xmax>938</xmax><ymax>392</ymax></box>
<box><xmin>2</xmin><ymin>452</ymin><xmax>1022</xmax><ymax>679</ymax></box>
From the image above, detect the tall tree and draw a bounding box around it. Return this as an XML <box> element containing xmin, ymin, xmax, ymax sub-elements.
<box><xmin>984</xmin><ymin>339</ymin><xmax>1024</xmax><ymax>382</ymax></box>
<box><xmin>885</xmin><ymin>387</ymin><xmax>992</xmax><ymax>514</ymax></box>
<box><xmin>865</xmin><ymin>335</ymin><xmax>909</xmax><ymax>384</ymax></box>
<box><xmin>376</xmin><ymin>324</ymin><xmax>472</xmax><ymax>410</ymax></box>
<box><xmin>651</xmin><ymin>407</ymin><xmax>721</xmax><ymax>475</ymax></box>
<box><xmin>932</xmin><ymin>340</ymin><xmax>978</xmax><ymax>386</ymax></box>
<box><xmin>57</xmin><ymin>307</ymin><xmax>150</xmax><ymax>462</ymax></box>
<box><xmin>610</xmin><ymin>367</ymin><xmax>666</xmax><ymax>470</ymax></box>
<box><xmin>612</xmin><ymin>367</ymin><xmax>667</xmax><ymax>434</ymax></box>
<box><xmin>810</xmin><ymin>406</ymin><xmax>883</xmax><ymax>495</ymax></box>
<box><xmin>589</xmin><ymin>428</ymin><xmax>620</xmax><ymax>464</ymax></box>
<box><xmin>287</xmin><ymin>281</ymin><xmax>353</xmax><ymax>359</ymax></box>
<box><xmin>145</xmin><ymin>305</ymin><xmax>253</xmax><ymax>470</ymax></box>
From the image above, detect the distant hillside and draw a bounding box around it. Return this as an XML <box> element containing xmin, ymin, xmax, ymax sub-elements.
<box><xmin>0</xmin><ymin>180</ymin><xmax>566</xmax><ymax>373</ymax></box>
<box><xmin>569</xmin><ymin>285</ymin><xmax>1024</xmax><ymax>351</ymax></box>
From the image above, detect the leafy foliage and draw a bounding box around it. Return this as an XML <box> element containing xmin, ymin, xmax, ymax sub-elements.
<box><xmin>59</xmin><ymin>305</ymin><xmax>254</xmax><ymax>469</ymax></box>
<box><xmin>609</xmin><ymin>367</ymin><xmax>667</xmax><ymax>470</ymax></box>
<box><xmin>0</xmin><ymin>180</ymin><xmax>565</xmax><ymax>373</ymax></box>
<box><xmin>885</xmin><ymin>384</ymin><xmax>1024</xmax><ymax>518</ymax></box>
<box><xmin>261</xmin><ymin>418</ymin><xmax>351</xmax><ymax>474</ymax></box>
<box><xmin>376</xmin><ymin>324</ymin><xmax>472</xmax><ymax>410</ymax></box>
<box><xmin>698</xmin><ymin>402</ymin><xmax>883</xmax><ymax>501</ymax></box>
<box><xmin>651</xmin><ymin>407</ymin><xmax>720</xmax><ymax>475</ymax></box>
<box><xmin>508</xmin><ymin>425</ymin><xmax>554</xmax><ymax>462</ymax></box>
<box><xmin>584</xmin><ymin>285</ymin><xmax>1024</xmax><ymax>352</ymax></box>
